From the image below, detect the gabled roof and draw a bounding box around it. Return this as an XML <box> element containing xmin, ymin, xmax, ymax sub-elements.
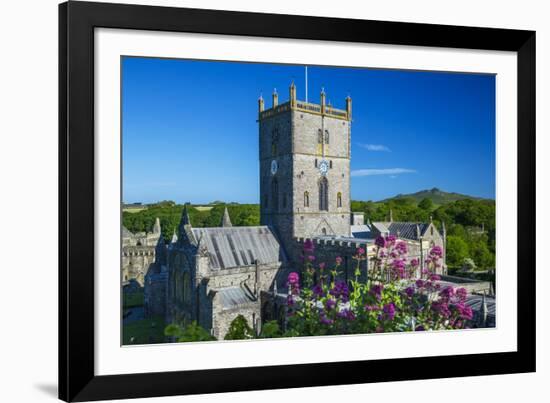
<box><xmin>371</xmin><ymin>222</ymin><xmax>431</xmax><ymax>241</ymax></box>
<box><xmin>191</xmin><ymin>226</ymin><xmax>286</xmax><ymax>270</ymax></box>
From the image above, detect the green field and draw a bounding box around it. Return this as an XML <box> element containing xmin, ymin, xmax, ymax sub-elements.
<box><xmin>123</xmin><ymin>315</ymin><xmax>166</xmax><ymax>345</ymax></box>
<box><xmin>194</xmin><ymin>206</ymin><xmax>214</xmax><ymax>212</ymax></box>
<box><xmin>123</xmin><ymin>207</ymin><xmax>148</xmax><ymax>213</ymax></box>
<box><xmin>123</xmin><ymin>291</ymin><xmax>144</xmax><ymax>308</ymax></box>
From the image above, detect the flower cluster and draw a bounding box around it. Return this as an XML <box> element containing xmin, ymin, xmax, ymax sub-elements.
<box><xmin>283</xmin><ymin>239</ymin><xmax>474</xmax><ymax>337</ymax></box>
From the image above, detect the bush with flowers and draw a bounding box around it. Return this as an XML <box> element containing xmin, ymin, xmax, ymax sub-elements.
<box><xmin>284</xmin><ymin>236</ymin><xmax>474</xmax><ymax>336</ymax></box>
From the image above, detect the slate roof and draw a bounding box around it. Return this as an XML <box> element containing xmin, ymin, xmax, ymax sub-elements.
<box><xmin>351</xmin><ymin>224</ymin><xmax>372</xmax><ymax>239</ymax></box>
<box><xmin>465</xmin><ymin>294</ymin><xmax>496</xmax><ymax>317</ymax></box>
<box><xmin>218</xmin><ymin>286</ymin><xmax>256</xmax><ymax>310</ymax></box>
<box><xmin>371</xmin><ymin>222</ymin><xmax>430</xmax><ymax>241</ymax></box>
<box><xmin>191</xmin><ymin>226</ymin><xmax>286</xmax><ymax>270</ymax></box>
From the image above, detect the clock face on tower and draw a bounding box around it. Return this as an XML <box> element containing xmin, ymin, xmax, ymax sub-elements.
<box><xmin>271</xmin><ymin>159</ymin><xmax>278</xmax><ymax>175</ymax></box>
<box><xmin>319</xmin><ymin>159</ymin><xmax>329</xmax><ymax>176</ymax></box>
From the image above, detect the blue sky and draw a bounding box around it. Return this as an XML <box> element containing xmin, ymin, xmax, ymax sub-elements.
<box><xmin>122</xmin><ymin>57</ymin><xmax>495</xmax><ymax>204</ymax></box>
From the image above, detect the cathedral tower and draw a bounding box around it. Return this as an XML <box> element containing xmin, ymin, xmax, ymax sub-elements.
<box><xmin>258</xmin><ymin>83</ymin><xmax>352</xmax><ymax>253</ymax></box>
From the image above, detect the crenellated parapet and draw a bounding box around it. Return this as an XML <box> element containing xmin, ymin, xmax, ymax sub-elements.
<box><xmin>259</xmin><ymin>84</ymin><xmax>351</xmax><ymax>121</ymax></box>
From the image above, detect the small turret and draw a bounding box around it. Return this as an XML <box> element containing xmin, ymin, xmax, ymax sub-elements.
<box><xmin>152</xmin><ymin>217</ymin><xmax>161</xmax><ymax>234</ymax></box>
<box><xmin>320</xmin><ymin>87</ymin><xmax>326</xmax><ymax>114</ymax></box>
<box><xmin>289</xmin><ymin>82</ymin><xmax>296</xmax><ymax>108</ymax></box>
<box><xmin>479</xmin><ymin>292</ymin><xmax>488</xmax><ymax>327</ymax></box>
<box><xmin>171</xmin><ymin>229</ymin><xmax>178</xmax><ymax>244</ymax></box>
<box><xmin>272</xmin><ymin>88</ymin><xmax>278</xmax><ymax>108</ymax></box>
<box><xmin>179</xmin><ymin>205</ymin><xmax>191</xmax><ymax>231</ymax></box>
<box><xmin>155</xmin><ymin>234</ymin><xmax>167</xmax><ymax>266</ymax></box>
<box><xmin>345</xmin><ymin>95</ymin><xmax>352</xmax><ymax>120</ymax></box>
<box><xmin>258</xmin><ymin>94</ymin><xmax>264</xmax><ymax>113</ymax></box>
<box><xmin>220</xmin><ymin>207</ymin><xmax>232</xmax><ymax>227</ymax></box>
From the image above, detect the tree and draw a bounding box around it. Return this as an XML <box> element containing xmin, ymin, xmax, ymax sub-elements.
<box><xmin>445</xmin><ymin>235</ymin><xmax>469</xmax><ymax>268</ymax></box>
<box><xmin>224</xmin><ymin>315</ymin><xmax>254</xmax><ymax>340</ymax></box>
<box><xmin>469</xmin><ymin>241</ymin><xmax>494</xmax><ymax>270</ymax></box>
<box><xmin>259</xmin><ymin>320</ymin><xmax>281</xmax><ymax>338</ymax></box>
<box><xmin>418</xmin><ymin>197</ymin><xmax>434</xmax><ymax>211</ymax></box>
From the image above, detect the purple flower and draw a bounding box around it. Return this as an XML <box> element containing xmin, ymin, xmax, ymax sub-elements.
<box><xmin>410</xmin><ymin>258</ymin><xmax>419</xmax><ymax>267</ymax></box>
<box><xmin>415</xmin><ymin>325</ymin><xmax>425</xmax><ymax>331</ymax></box>
<box><xmin>337</xmin><ymin>309</ymin><xmax>356</xmax><ymax>321</ymax></box>
<box><xmin>287</xmin><ymin>272</ymin><xmax>300</xmax><ymax>285</ymax></box>
<box><xmin>319</xmin><ymin>313</ymin><xmax>334</xmax><ymax>325</ymax></box>
<box><xmin>432</xmin><ymin>301</ymin><xmax>451</xmax><ymax>318</ymax></box>
<box><xmin>364</xmin><ymin>304</ymin><xmax>380</xmax><ymax>312</ymax></box>
<box><xmin>382</xmin><ymin>303</ymin><xmax>396</xmax><ymax>321</ymax></box>
<box><xmin>329</xmin><ymin>280</ymin><xmax>349</xmax><ymax>302</ymax></box>
<box><xmin>370</xmin><ymin>283</ymin><xmax>384</xmax><ymax>301</ymax></box>
<box><xmin>303</xmin><ymin>239</ymin><xmax>315</xmax><ymax>253</ymax></box>
<box><xmin>395</xmin><ymin>241</ymin><xmax>408</xmax><ymax>255</ymax></box>
<box><xmin>375</xmin><ymin>235</ymin><xmax>386</xmax><ymax>248</ymax></box>
<box><xmin>287</xmin><ymin>295</ymin><xmax>295</xmax><ymax>306</ymax></box>
<box><xmin>455</xmin><ymin>302</ymin><xmax>474</xmax><ymax>321</ymax></box>
<box><xmin>307</xmin><ymin>255</ymin><xmax>316</xmax><ymax>262</ymax></box>
<box><xmin>357</xmin><ymin>247</ymin><xmax>365</xmax><ymax>256</ymax></box>
<box><xmin>335</xmin><ymin>256</ymin><xmax>343</xmax><ymax>265</ymax></box>
<box><xmin>405</xmin><ymin>286</ymin><xmax>415</xmax><ymax>298</ymax></box>
<box><xmin>326</xmin><ymin>298</ymin><xmax>336</xmax><ymax>310</ymax></box>
<box><xmin>439</xmin><ymin>286</ymin><xmax>455</xmax><ymax>300</ymax></box>
<box><xmin>415</xmin><ymin>279</ymin><xmax>425</xmax><ymax>288</ymax></box>
<box><xmin>392</xmin><ymin>259</ymin><xmax>405</xmax><ymax>270</ymax></box>
<box><xmin>386</xmin><ymin>235</ymin><xmax>397</xmax><ymax>245</ymax></box>
<box><xmin>429</xmin><ymin>273</ymin><xmax>441</xmax><ymax>282</ymax></box>
<box><xmin>456</xmin><ymin>287</ymin><xmax>468</xmax><ymax>301</ymax></box>
<box><xmin>430</xmin><ymin>245</ymin><xmax>443</xmax><ymax>257</ymax></box>
<box><xmin>312</xmin><ymin>284</ymin><xmax>323</xmax><ymax>297</ymax></box>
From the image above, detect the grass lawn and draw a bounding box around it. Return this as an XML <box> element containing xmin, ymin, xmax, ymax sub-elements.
<box><xmin>123</xmin><ymin>207</ymin><xmax>148</xmax><ymax>213</ymax></box>
<box><xmin>123</xmin><ymin>291</ymin><xmax>144</xmax><ymax>308</ymax></box>
<box><xmin>194</xmin><ymin>206</ymin><xmax>214</xmax><ymax>211</ymax></box>
<box><xmin>123</xmin><ymin>315</ymin><xmax>166</xmax><ymax>345</ymax></box>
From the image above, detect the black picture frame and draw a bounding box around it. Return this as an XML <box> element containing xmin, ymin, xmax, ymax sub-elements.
<box><xmin>59</xmin><ymin>1</ymin><xmax>536</xmax><ymax>401</ymax></box>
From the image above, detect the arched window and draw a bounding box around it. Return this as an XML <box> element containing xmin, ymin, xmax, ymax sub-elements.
<box><xmin>304</xmin><ymin>191</ymin><xmax>309</xmax><ymax>207</ymax></box>
<box><xmin>319</xmin><ymin>177</ymin><xmax>329</xmax><ymax>211</ymax></box>
<box><xmin>175</xmin><ymin>271</ymin><xmax>182</xmax><ymax>303</ymax></box>
<box><xmin>324</xmin><ymin>130</ymin><xmax>330</xmax><ymax>144</ymax></box>
<box><xmin>322</xmin><ymin>228</ymin><xmax>327</xmax><ymax>235</ymax></box>
<box><xmin>317</xmin><ymin>129</ymin><xmax>323</xmax><ymax>144</ymax></box>
<box><xmin>431</xmin><ymin>227</ymin><xmax>434</xmax><ymax>236</ymax></box>
<box><xmin>329</xmin><ymin>160</ymin><xmax>333</xmax><ymax>169</ymax></box>
<box><xmin>337</xmin><ymin>192</ymin><xmax>342</xmax><ymax>208</ymax></box>
<box><xmin>271</xmin><ymin>178</ymin><xmax>279</xmax><ymax>211</ymax></box>
<box><xmin>314</xmin><ymin>159</ymin><xmax>318</xmax><ymax>168</ymax></box>
<box><xmin>183</xmin><ymin>272</ymin><xmax>191</xmax><ymax>305</ymax></box>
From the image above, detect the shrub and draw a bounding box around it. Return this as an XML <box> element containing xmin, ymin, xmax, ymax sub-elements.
<box><xmin>224</xmin><ymin>315</ymin><xmax>254</xmax><ymax>340</ymax></box>
<box><xmin>164</xmin><ymin>321</ymin><xmax>216</xmax><ymax>342</ymax></box>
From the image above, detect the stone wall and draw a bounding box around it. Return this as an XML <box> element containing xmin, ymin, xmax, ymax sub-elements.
<box><xmin>211</xmin><ymin>301</ymin><xmax>261</xmax><ymax>340</ymax></box>
<box><xmin>122</xmin><ymin>246</ymin><xmax>155</xmax><ymax>285</ymax></box>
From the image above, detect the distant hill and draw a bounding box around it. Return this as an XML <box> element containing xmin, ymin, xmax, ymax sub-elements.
<box><xmin>379</xmin><ymin>188</ymin><xmax>488</xmax><ymax>206</ymax></box>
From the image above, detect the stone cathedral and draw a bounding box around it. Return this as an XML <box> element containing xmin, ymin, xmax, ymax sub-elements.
<box><xmin>143</xmin><ymin>84</ymin><xmax>455</xmax><ymax>339</ymax></box>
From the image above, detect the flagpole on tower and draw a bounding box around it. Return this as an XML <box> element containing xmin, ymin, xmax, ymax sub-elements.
<box><xmin>305</xmin><ymin>66</ymin><xmax>308</xmax><ymax>103</ymax></box>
